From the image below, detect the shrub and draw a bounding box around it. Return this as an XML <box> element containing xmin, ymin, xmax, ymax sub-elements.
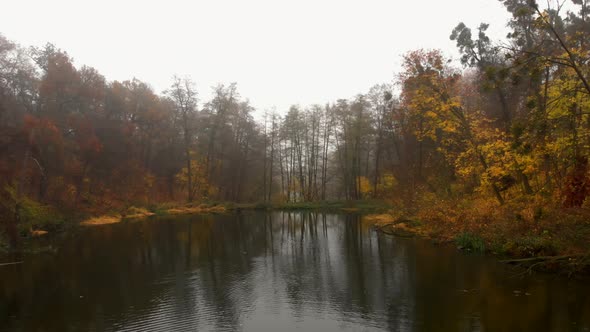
<box><xmin>455</xmin><ymin>232</ymin><xmax>486</xmax><ymax>253</ymax></box>
<box><xmin>501</xmin><ymin>235</ymin><xmax>557</xmax><ymax>257</ymax></box>
<box><xmin>1</xmin><ymin>186</ymin><xmax>64</xmax><ymax>235</ymax></box>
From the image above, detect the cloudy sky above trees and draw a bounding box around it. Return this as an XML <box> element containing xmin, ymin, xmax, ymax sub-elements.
<box><xmin>1</xmin><ymin>0</ymin><xmax>510</xmax><ymax>112</ymax></box>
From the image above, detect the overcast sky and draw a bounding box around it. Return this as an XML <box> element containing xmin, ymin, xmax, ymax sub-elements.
<box><xmin>1</xmin><ymin>0</ymin><xmax>511</xmax><ymax>113</ymax></box>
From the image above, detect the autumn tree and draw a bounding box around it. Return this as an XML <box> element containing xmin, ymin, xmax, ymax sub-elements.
<box><xmin>400</xmin><ymin>49</ymin><xmax>507</xmax><ymax>204</ymax></box>
<box><xmin>166</xmin><ymin>76</ymin><xmax>198</xmax><ymax>202</ymax></box>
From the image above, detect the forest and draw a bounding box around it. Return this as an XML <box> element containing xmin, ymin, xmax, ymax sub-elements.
<box><xmin>1</xmin><ymin>0</ymin><xmax>590</xmax><ymax>259</ymax></box>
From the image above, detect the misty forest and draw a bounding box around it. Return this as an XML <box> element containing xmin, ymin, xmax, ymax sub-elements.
<box><xmin>1</xmin><ymin>1</ymin><xmax>590</xmax><ymax>331</ymax></box>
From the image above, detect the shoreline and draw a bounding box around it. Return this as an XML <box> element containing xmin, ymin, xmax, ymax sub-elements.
<box><xmin>360</xmin><ymin>211</ymin><xmax>590</xmax><ymax>277</ymax></box>
<box><xmin>4</xmin><ymin>200</ymin><xmax>589</xmax><ymax>276</ymax></box>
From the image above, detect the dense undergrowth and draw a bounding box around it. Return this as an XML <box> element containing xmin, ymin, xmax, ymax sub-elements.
<box><xmin>362</xmin><ymin>190</ymin><xmax>590</xmax><ymax>275</ymax></box>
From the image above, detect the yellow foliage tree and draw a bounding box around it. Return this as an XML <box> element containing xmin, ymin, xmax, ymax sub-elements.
<box><xmin>175</xmin><ymin>154</ymin><xmax>215</xmax><ymax>202</ymax></box>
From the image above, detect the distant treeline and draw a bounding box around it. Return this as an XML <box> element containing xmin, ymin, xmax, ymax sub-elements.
<box><xmin>1</xmin><ymin>1</ymin><xmax>590</xmax><ymax>240</ymax></box>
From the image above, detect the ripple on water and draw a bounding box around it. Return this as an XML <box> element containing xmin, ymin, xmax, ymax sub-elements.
<box><xmin>1</xmin><ymin>212</ymin><xmax>589</xmax><ymax>332</ymax></box>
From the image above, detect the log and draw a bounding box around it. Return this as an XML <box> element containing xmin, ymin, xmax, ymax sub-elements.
<box><xmin>377</xmin><ymin>224</ymin><xmax>417</xmax><ymax>238</ymax></box>
<box><xmin>0</xmin><ymin>261</ymin><xmax>23</xmax><ymax>267</ymax></box>
<box><xmin>375</xmin><ymin>218</ymin><xmax>415</xmax><ymax>230</ymax></box>
<box><xmin>500</xmin><ymin>254</ymin><xmax>584</xmax><ymax>264</ymax></box>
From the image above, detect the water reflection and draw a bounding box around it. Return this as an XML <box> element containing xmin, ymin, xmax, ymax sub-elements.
<box><xmin>0</xmin><ymin>212</ymin><xmax>589</xmax><ymax>331</ymax></box>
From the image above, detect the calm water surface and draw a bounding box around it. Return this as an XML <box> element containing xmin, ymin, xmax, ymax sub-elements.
<box><xmin>1</xmin><ymin>212</ymin><xmax>589</xmax><ymax>332</ymax></box>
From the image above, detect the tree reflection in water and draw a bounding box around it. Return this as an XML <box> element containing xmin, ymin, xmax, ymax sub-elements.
<box><xmin>0</xmin><ymin>211</ymin><xmax>589</xmax><ymax>331</ymax></box>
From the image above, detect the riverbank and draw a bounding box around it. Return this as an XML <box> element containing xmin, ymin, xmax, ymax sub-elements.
<box><xmin>79</xmin><ymin>203</ymin><xmax>227</xmax><ymax>227</ymax></box>
<box><xmin>80</xmin><ymin>200</ymin><xmax>386</xmax><ymax>226</ymax></box>
<box><xmin>3</xmin><ymin>197</ymin><xmax>589</xmax><ymax>276</ymax></box>
<box><xmin>0</xmin><ymin>202</ymin><xmax>230</xmax><ymax>250</ymax></box>
<box><xmin>154</xmin><ymin>199</ymin><xmax>590</xmax><ymax>276</ymax></box>
<box><xmin>0</xmin><ymin>199</ymin><xmax>390</xmax><ymax>248</ymax></box>
<box><xmin>362</xmin><ymin>196</ymin><xmax>590</xmax><ymax>276</ymax></box>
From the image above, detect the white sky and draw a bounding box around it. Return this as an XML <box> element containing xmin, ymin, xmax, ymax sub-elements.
<box><xmin>1</xmin><ymin>0</ymin><xmax>511</xmax><ymax>113</ymax></box>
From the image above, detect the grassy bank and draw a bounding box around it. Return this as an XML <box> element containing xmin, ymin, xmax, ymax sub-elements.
<box><xmin>79</xmin><ymin>203</ymin><xmax>227</xmax><ymax>227</ymax></box>
<box><xmin>0</xmin><ymin>201</ymin><xmax>229</xmax><ymax>248</ymax></box>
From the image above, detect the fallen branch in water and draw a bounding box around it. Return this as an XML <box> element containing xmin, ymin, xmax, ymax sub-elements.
<box><xmin>0</xmin><ymin>261</ymin><xmax>23</xmax><ymax>267</ymax></box>
<box><xmin>375</xmin><ymin>218</ymin><xmax>415</xmax><ymax>229</ymax></box>
<box><xmin>379</xmin><ymin>228</ymin><xmax>416</xmax><ymax>238</ymax></box>
<box><xmin>503</xmin><ymin>254</ymin><xmax>590</xmax><ymax>277</ymax></box>
<box><xmin>500</xmin><ymin>254</ymin><xmax>584</xmax><ymax>264</ymax></box>
<box><xmin>379</xmin><ymin>228</ymin><xmax>396</xmax><ymax>236</ymax></box>
<box><xmin>375</xmin><ymin>220</ymin><xmax>418</xmax><ymax>238</ymax></box>
<box><xmin>377</xmin><ymin>223</ymin><xmax>395</xmax><ymax>230</ymax></box>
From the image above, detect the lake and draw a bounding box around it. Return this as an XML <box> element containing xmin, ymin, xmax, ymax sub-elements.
<box><xmin>1</xmin><ymin>211</ymin><xmax>589</xmax><ymax>331</ymax></box>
